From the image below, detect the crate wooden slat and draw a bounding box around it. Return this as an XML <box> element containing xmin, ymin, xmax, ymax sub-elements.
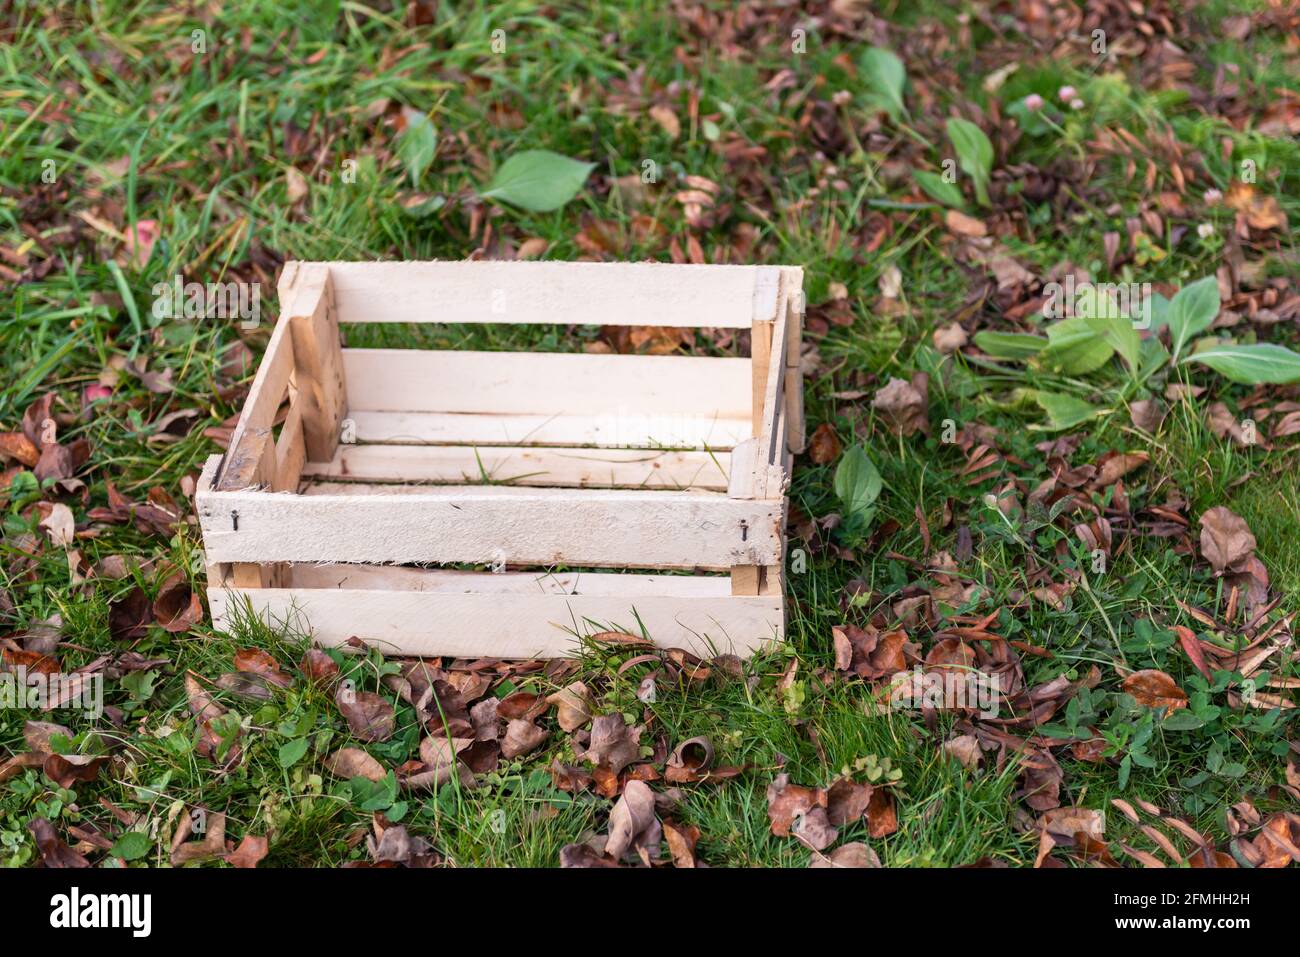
<box><xmin>197</xmin><ymin>260</ymin><xmax>803</xmax><ymax>659</ymax></box>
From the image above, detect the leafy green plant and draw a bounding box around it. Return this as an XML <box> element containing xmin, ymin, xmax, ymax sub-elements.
<box><xmin>860</xmin><ymin>47</ymin><xmax>908</xmax><ymax>121</ymax></box>
<box><xmin>946</xmin><ymin>118</ymin><xmax>993</xmax><ymax>206</ymax></box>
<box><xmin>913</xmin><ymin>169</ymin><xmax>965</xmax><ymax>208</ymax></box>
<box><xmin>973</xmin><ymin>276</ymin><xmax>1300</xmax><ymax>429</ymax></box>
<box><xmin>396</xmin><ymin>109</ymin><xmax>437</xmax><ymax>187</ymax></box>
<box><xmin>833</xmin><ymin>443</ymin><xmax>883</xmax><ymax>536</ymax></box>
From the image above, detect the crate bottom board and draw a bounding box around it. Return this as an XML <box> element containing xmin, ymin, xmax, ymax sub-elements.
<box><xmin>207</xmin><ymin>566</ymin><xmax>783</xmax><ymax>659</ymax></box>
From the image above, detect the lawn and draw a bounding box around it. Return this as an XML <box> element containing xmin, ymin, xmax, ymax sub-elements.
<box><xmin>1</xmin><ymin>0</ymin><xmax>1298</xmax><ymax>869</ymax></box>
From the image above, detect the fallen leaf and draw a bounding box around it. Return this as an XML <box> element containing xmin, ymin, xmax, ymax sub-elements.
<box><xmin>583</xmin><ymin>713</ymin><xmax>642</xmax><ymax>776</ymax></box>
<box><xmin>170</xmin><ymin>811</ymin><xmax>227</xmax><ymax>866</ymax></box>
<box><xmin>38</xmin><ymin>503</ymin><xmax>75</xmax><ymax>546</ymax></box>
<box><xmin>324</xmin><ymin>747</ymin><xmax>386</xmax><ymax>782</ymax></box>
<box><xmin>336</xmin><ymin>687</ymin><xmax>396</xmax><ymax>742</ymax></box>
<box><xmin>28</xmin><ymin>818</ymin><xmax>90</xmax><ymax>868</ymax></box>
<box><xmin>223</xmin><ymin>834</ymin><xmax>269</xmax><ymax>868</ymax></box>
<box><xmin>945</xmin><ymin>209</ymin><xmax>987</xmax><ymax>237</ymax></box>
<box><xmin>300</xmin><ymin>649</ymin><xmax>339</xmax><ymax>686</ymax></box>
<box><xmin>662</xmin><ymin>819</ymin><xmax>700</xmax><ymax>867</ymax></box>
<box><xmin>872</xmin><ymin>374</ymin><xmax>929</xmax><ymax>436</ymax></box>
<box><xmin>1199</xmin><ymin>506</ymin><xmax>1256</xmax><ymax>575</ymax></box>
<box><xmin>1121</xmin><ymin>669</ymin><xmax>1189</xmax><ymax>712</ymax></box>
<box><xmin>501</xmin><ymin>718</ymin><xmax>548</xmax><ymax>759</ymax></box>
<box><xmin>606</xmin><ymin>779</ymin><xmax>660</xmax><ymax>862</ymax></box>
<box><xmin>807</xmin><ymin>423</ymin><xmax>842</xmax><ymax>464</ymax></box>
<box><xmin>108</xmin><ymin>586</ymin><xmax>153</xmax><ymax>641</ymax></box>
<box><xmin>648</xmin><ymin>104</ymin><xmax>681</xmax><ymax>139</ymax></box>
<box><xmin>547</xmin><ymin>681</ymin><xmax>592</xmax><ymax>732</ymax></box>
<box><xmin>766</xmin><ymin>773</ymin><xmax>827</xmax><ymax>837</ymax></box>
<box><xmin>933</xmin><ymin>322</ymin><xmax>968</xmax><ymax>354</ymax></box>
<box><xmin>153</xmin><ymin>575</ymin><xmax>202</xmax><ymax>633</ymax></box>
<box><xmin>809</xmin><ymin>841</ymin><xmax>882</xmax><ymax>868</ymax></box>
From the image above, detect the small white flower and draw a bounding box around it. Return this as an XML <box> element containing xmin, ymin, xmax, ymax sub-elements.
<box><xmin>1197</xmin><ymin>222</ymin><xmax>1216</xmax><ymax>239</ymax></box>
<box><xmin>1058</xmin><ymin>85</ymin><xmax>1077</xmax><ymax>101</ymax></box>
<box><xmin>1070</xmin><ymin>98</ymin><xmax>1085</xmax><ymax>110</ymax></box>
<box><xmin>1024</xmin><ymin>93</ymin><xmax>1045</xmax><ymax>111</ymax></box>
<box><xmin>1204</xmin><ymin>188</ymin><xmax>1223</xmax><ymax>204</ymax></box>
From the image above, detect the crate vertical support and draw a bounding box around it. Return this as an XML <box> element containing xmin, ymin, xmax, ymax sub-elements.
<box><xmin>285</xmin><ymin>263</ymin><xmax>348</xmax><ymax>466</ymax></box>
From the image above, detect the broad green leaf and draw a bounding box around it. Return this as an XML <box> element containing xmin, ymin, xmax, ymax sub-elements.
<box><xmin>278</xmin><ymin>737</ymin><xmax>310</xmax><ymax>768</ymax></box>
<box><xmin>860</xmin><ymin>47</ymin><xmax>907</xmax><ymax>121</ymax></box>
<box><xmin>1077</xmin><ymin>286</ymin><xmax>1140</xmax><ymax>372</ymax></box>
<box><xmin>973</xmin><ymin>330</ymin><xmax>1048</xmax><ymax>360</ymax></box>
<box><xmin>1143</xmin><ymin>291</ymin><xmax>1171</xmax><ymax>332</ymax></box>
<box><xmin>481</xmin><ymin>149</ymin><xmax>595</xmax><ymax>212</ymax></box>
<box><xmin>1042</xmin><ymin>318</ymin><xmax>1114</xmax><ymax>375</ymax></box>
<box><xmin>1182</xmin><ymin>342</ymin><xmax>1300</xmax><ymax>384</ymax></box>
<box><xmin>1033</xmin><ymin>391</ymin><xmax>1104</xmax><ymax>430</ymax></box>
<box><xmin>1137</xmin><ymin>336</ymin><xmax>1171</xmax><ymax>383</ymax></box>
<box><xmin>945</xmin><ymin>118</ymin><xmax>993</xmax><ymax>207</ymax></box>
<box><xmin>111</xmin><ymin>830</ymin><xmax>152</xmax><ymax>861</ymax></box>
<box><xmin>1166</xmin><ymin>276</ymin><xmax>1220</xmax><ymax>361</ymax></box>
<box><xmin>1161</xmin><ymin>710</ymin><xmax>1205</xmax><ymax>731</ymax></box>
<box><xmin>833</xmin><ymin>444</ymin><xmax>883</xmax><ymax>518</ymax></box>
<box><xmin>396</xmin><ymin>110</ymin><xmax>437</xmax><ymax>187</ymax></box>
<box><xmin>913</xmin><ymin>169</ymin><xmax>965</xmax><ymax>208</ymax></box>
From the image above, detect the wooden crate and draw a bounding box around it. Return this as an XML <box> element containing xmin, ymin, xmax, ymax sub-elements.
<box><xmin>196</xmin><ymin>261</ymin><xmax>804</xmax><ymax>659</ymax></box>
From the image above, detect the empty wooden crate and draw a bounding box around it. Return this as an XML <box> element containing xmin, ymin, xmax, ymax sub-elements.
<box><xmin>196</xmin><ymin>261</ymin><xmax>804</xmax><ymax>658</ymax></box>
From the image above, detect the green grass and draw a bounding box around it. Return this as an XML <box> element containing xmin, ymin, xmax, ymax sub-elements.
<box><xmin>1</xmin><ymin>1</ymin><xmax>1297</xmax><ymax>868</ymax></box>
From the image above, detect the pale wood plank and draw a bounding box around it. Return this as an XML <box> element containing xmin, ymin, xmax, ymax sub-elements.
<box><xmin>342</xmin><ymin>349</ymin><xmax>751</xmax><ymax>418</ymax></box>
<box><xmin>751</xmin><ymin>318</ymin><xmax>773</xmax><ymax>439</ymax></box>
<box><xmin>195</xmin><ymin>482</ymin><xmax>784</xmax><ymax>568</ymax></box>
<box><xmin>287</xmin><ymin>264</ymin><xmax>348</xmax><ymax>462</ymax></box>
<box><xmin>727</xmin><ymin>438</ymin><xmax>758</xmax><ymax>499</ymax></box>
<box><xmin>288</xmin><ymin>563</ymin><xmax>734</xmax><ymax>597</ymax></box>
<box><xmin>783</xmin><ymin>269</ymin><xmax>806</xmax><ymax>453</ymax></box>
<box><xmin>306</xmin><ymin>260</ymin><xmax>782</xmax><ymax>328</ymax></box>
<box><xmin>301</xmin><ymin>443</ymin><xmax>731</xmax><ymax>490</ymax></box>
<box><xmin>347</xmin><ymin>409</ymin><xmax>750</xmax><ymax>451</ymax></box>
<box><xmin>730</xmin><ymin>565</ymin><xmax>762</xmax><ymax>596</ymax></box>
<box><xmin>209</xmin><ymin>586</ymin><xmax>782</xmax><ymax>658</ymax></box>
<box><xmin>274</xmin><ymin>404</ymin><xmax>306</xmax><ymax>492</ymax></box>
<box><xmin>754</xmin><ymin>275</ymin><xmax>792</xmax><ymax>499</ymax></box>
<box><xmin>217</xmin><ymin>316</ymin><xmax>295</xmax><ymax>489</ymax></box>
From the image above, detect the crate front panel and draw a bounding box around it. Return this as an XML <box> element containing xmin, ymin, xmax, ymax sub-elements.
<box><xmin>198</xmin><ymin>482</ymin><xmax>783</xmax><ymax>569</ymax></box>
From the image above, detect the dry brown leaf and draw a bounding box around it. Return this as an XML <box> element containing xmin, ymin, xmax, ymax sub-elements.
<box><xmin>153</xmin><ymin>574</ymin><xmax>202</xmax><ymax>633</ymax></box>
<box><xmin>809</xmin><ymin>841</ymin><xmax>882</xmax><ymax>868</ymax></box>
<box><xmin>501</xmin><ymin>718</ymin><xmax>548</xmax><ymax>759</ymax></box>
<box><xmin>1121</xmin><ymin>669</ymin><xmax>1189</xmax><ymax>712</ymax></box>
<box><xmin>1199</xmin><ymin>506</ymin><xmax>1256</xmax><ymax>575</ymax></box>
<box><xmin>547</xmin><ymin>681</ymin><xmax>592</xmax><ymax>732</ymax></box>
<box><xmin>872</xmin><ymin>374</ymin><xmax>929</xmax><ymax>436</ymax></box>
<box><xmin>766</xmin><ymin>773</ymin><xmax>826</xmax><ymax>837</ymax></box>
<box><xmin>807</xmin><ymin>423</ymin><xmax>842</xmax><ymax>464</ymax></box>
<box><xmin>606</xmin><ymin>779</ymin><xmax>660</xmax><ymax>862</ymax></box>
<box><xmin>223</xmin><ymin>834</ymin><xmax>269</xmax><ymax>868</ymax></box>
<box><xmin>583</xmin><ymin>713</ymin><xmax>642</xmax><ymax>775</ymax></box>
<box><xmin>945</xmin><ymin>209</ymin><xmax>987</xmax><ymax>237</ymax></box>
<box><xmin>336</xmin><ymin>687</ymin><xmax>396</xmax><ymax>742</ymax></box>
<box><xmin>324</xmin><ymin>747</ymin><xmax>386</xmax><ymax>782</ymax></box>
